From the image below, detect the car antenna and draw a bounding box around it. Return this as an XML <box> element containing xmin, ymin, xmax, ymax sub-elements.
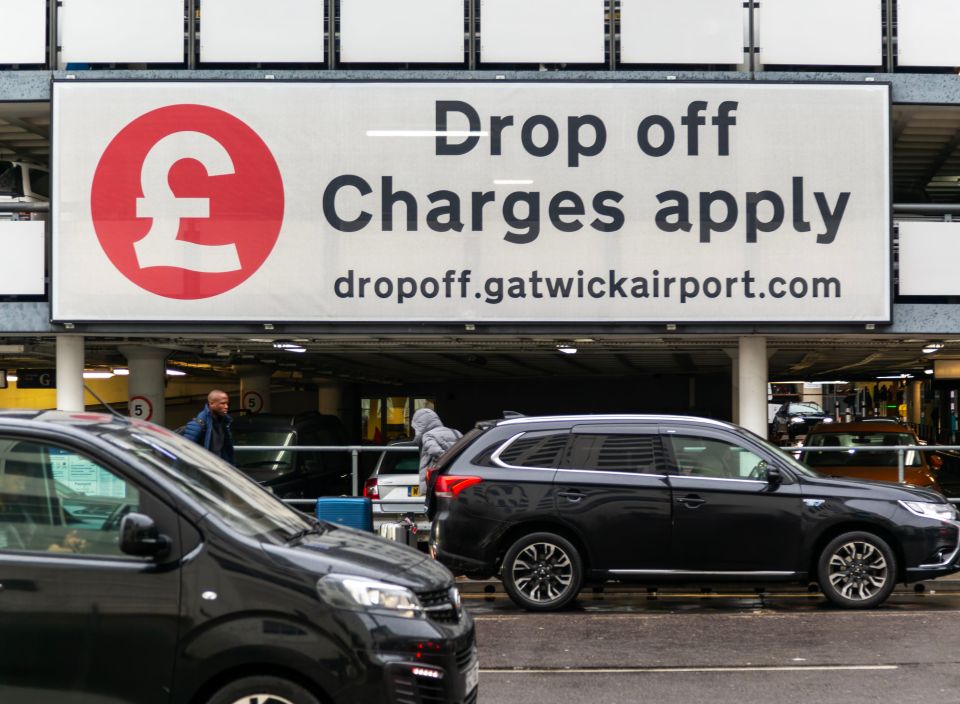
<box><xmin>83</xmin><ymin>384</ymin><xmax>129</xmax><ymax>421</ymax></box>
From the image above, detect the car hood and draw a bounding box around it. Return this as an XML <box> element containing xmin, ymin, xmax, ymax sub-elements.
<box><xmin>261</xmin><ymin>523</ymin><xmax>453</xmax><ymax>590</ymax></box>
<box><xmin>800</xmin><ymin>472</ymin><xmax>945</xmax><ymax>502</ymax></box>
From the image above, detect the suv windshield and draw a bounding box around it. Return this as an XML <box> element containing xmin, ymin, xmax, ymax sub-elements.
<box><xmin>788</xmin><ymin>402</ymin><xmax>824</xmax><ymax>414</ymax></box>
<box><xmin>0</xmin><ymin>162</ymin><xmax>24</xmax><ymax>197</ymax></box>
<box><xmin>232</xmin><ymin>430</ymin><xmax>297</xmax><ymax>478</ymax></box>
<box><xmin>102</xmin><ymin>424</ymin><xmax>312</xmax><ymax>542</ymax></box>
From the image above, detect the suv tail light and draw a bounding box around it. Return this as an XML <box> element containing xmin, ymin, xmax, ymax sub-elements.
<box><xmin>434</xmin><ymin>475</ymin><xmax>482</xmax><ymax>498</ymax></box>
<box><xmin>424</xmin><ymin>466</ymin><xmax>439</xmax><ymax>487</ymax></box>
<box><xmin>363</xmin><ymin>477</ymin><xmax>379</xmax><ymax>499</ymax></box>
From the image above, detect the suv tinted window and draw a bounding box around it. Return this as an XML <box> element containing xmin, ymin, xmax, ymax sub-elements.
<box><xmin>665</xmin><ymin>435</ymin><xmax>766</xmax><ymax>479</ymax></box>
<box><xmin>564</xmin><ymin>433</ymin><xmax>661</xmax><ymax>473</ymax></box>
<box><xmin>496</xmin><ymin>431</ymin><xmax>569</xmax><ymax>468</ymax></box>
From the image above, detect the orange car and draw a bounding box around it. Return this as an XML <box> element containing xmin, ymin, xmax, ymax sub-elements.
<box><xmin>801</xmin><ymin>421</ymin><xmax>943</xmax><ymax>492</ymax></box>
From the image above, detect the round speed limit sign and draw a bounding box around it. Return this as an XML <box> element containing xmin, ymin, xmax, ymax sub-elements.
<box><xmin>243</xmin><ymin>391</ymin><xmax>264</xmax><ymax>414</ymax></box>
<box><xmin>129</xmin><ymin>396</ymin><xmax>153</xmax><ymax>421</ymax></box>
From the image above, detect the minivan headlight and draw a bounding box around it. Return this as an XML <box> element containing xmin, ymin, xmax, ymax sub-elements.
<box><xmin>317</xmin><ymin>574</ymin><xmax>423</xmax><ymax>617</ymax></box>
<box><xmin>899</xmin><ymin>500</ymin><xmax>957</xmax><ymax>521</ymax></box>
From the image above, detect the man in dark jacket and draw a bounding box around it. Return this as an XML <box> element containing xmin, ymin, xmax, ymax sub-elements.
<box><xmin>182</xmin><ymin>389</ymin><xmax>235</xmax><ymax>463</ymax></box>
<box><xmin>412</xmin><ymin>407</ymin><xmax>461</xmax><ymax>493</ymax></box>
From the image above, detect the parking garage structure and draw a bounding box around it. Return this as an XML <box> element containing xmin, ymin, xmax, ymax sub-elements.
<box><xmin>2</xmin><ymin>1</ymin><xmax>960</xmax><ymax>443</ymax></box>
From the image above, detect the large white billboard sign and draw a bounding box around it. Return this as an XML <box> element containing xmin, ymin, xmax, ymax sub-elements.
<box><xmin>52</xmin><ymin>81</ymin><xmax>890</xmax><ymax>322</ymax></box>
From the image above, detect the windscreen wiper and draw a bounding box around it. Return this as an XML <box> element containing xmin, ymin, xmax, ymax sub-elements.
<box><xmin>286</xmin><ymin>519</ymin><xmax>329</xmax><ymax>543</ymax></box>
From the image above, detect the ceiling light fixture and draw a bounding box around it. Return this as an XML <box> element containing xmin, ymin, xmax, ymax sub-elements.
<box><xmin>922</xmin><ymin>342</ymin><xmax>945</xmax><ymax>354</ymax></box>
<box><xmin>557</xmin><ymin>344</ymin><xmax>578</xmax><ymax>355</ymax></box>
<box><xmin>165</xmin><ymin>369</ymin><xmax>187</xmax><ymax>377</ymax></box>
<box><xmin>111</xmin><ymin>368</ymin><xmax>130</xmax><ymax>376</ymax></box>
<box><xmin>82</xmin><ymin>371</ymin><xmax>114</xmax><ymax>380</ymax></box>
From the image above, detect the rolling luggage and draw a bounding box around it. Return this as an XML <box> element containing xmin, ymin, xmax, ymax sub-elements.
<box><xmin>378</xmin><ymin>520</ymin><xmax>418</xmax><ymax>547</ymax></box>
<box><xmin>316</xmin><ymin>497</ymin><xmax>373</xmax><ymax>531</ymax></box>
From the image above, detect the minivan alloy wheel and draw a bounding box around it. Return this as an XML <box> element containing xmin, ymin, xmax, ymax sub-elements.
<box><xmin>817</xmin><ymin>531</ymin><xmax>897</xmax><ymax>609</ymax></box>
<box><xmin>502</xmin><ymin>532</ymin><xmax>583</xmax><ymax>611</ymax></box>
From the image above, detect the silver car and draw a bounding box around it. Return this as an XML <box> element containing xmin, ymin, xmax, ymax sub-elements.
<box><xmin>363</xmin><ymin>440</ymin><xmax>429</xmax><ymax>544</ymax></box>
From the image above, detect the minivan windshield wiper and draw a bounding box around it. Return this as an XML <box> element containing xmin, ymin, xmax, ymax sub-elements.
<box><xmin>286</xmin><ymin>519</ymin><xmax>329</xmax><ymax>543</ymax></box>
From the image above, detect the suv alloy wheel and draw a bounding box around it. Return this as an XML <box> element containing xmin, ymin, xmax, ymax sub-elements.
<box><xmin>817</xmin><ymin>531</ymin><xmax>897</xmax><ymax>609</ymax></box>
<box><xmin>501</xmin><ymin>532</ymin><xmax>583</xmax><ymax>611</ymax></box>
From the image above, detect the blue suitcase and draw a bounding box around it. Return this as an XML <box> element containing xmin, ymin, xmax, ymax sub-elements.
<box><xmin>316</xmin><ymin>497</ymin><xmax>373</xmax><ymax>531</ymax></box>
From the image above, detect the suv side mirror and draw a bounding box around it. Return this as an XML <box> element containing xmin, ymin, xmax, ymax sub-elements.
<box><xmin>120</xmin><ymin>512</ymin><xmax>171</xmax><ymax>558</ymax></box>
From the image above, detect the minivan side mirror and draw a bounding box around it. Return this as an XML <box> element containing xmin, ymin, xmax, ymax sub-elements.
<box><xmin>765</xmin><ymin>465</ymin><xmax>783</xmax><ymax>485</ymax></box>
<box><xmin>120</xmin><ymin>512</ymin><xmax>171</xmax><ymax>558</ymax></box>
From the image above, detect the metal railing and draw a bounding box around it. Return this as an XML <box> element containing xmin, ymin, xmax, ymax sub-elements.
<box><xmin>234</xmin><ymin>443</ymin><xmax>418</xmax><ymax>498</ymax></box>
<box><xmin>237</xmin><ymin>443</ymin><xmax>960</xmax><ymax>510</ymax></box>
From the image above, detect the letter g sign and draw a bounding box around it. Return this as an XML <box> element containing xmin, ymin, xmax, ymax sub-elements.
<box><xmin>91</xmin><ymin>105</ymin><xmax>284</xmax><ymax>299</ymax></box>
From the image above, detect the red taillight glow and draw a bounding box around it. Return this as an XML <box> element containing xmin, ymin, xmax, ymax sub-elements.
<box><xmin>425</xmin><ymin>466</ymin><xmax>438</xmax><ymax>486</ymax></box>
<box><xmin>434</xmin><ymin>475</ymin><xmax>482</xmax><ymax>498</ymax></box>
<box><xmin>363</xmin><ymin>477</ymin><xmax>379</xmax><ymax>499</ymax></box>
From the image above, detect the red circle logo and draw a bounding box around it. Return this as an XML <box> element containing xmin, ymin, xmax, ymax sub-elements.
<box><xmin>91</xmin><ymin>105</ymin><xmax>284</xmax><ymax>299</ymax></box>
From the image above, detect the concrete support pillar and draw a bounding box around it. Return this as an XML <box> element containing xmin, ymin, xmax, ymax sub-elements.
<box><xmin>738</xmin><ymin>336</ymin><xmax>768</xmax><ymax>437</ymax></box>
<box><xmin>729</xmin><ymin>352</ymin><xmax>739</xmax><ymax>423</ymax></box>
<box><xmin>909</xmin><ymin>380</ymin><xmax>922</xmax><ymax>426</ymax></box>
<box><xmin>56</xmin><ymin>335</ymin><xmax>85</xmax><ymax>412</ymax></box>
<box><xmin>120</xmin><ymin>346</ymin><xmax>169</xmax><ymax>426</ymax></box>
<box><xmin>236</xmin><ymin>365</ymin><xmax>273</xmax><ymax>415</ymax></box>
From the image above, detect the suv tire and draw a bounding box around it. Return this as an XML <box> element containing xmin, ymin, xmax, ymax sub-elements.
<box><xmin>207</xmin><ymin>675</ymin><xmax>320</xmax><ymax>704</ymax></box>
<box><xmin>501</xmin><ymin>532</ymin><xmax>583</xmax><ymax>612</ymax></box>
<box><xmin>817</xmin><ymin>531</ymin><xmax>897</xmax><ymax>609</ymax></box>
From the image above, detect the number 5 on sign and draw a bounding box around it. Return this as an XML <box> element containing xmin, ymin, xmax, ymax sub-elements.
<box><xmin>243</xmin><ymin>391</ymin><xmax>264</xmax><ymax>415</ymax></box>
<box><xmin>129</xmin><ymin>396</ymin><xmax>153</xmax><ymax>421</ymax></box>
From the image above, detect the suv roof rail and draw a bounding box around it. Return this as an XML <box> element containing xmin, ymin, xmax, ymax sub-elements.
<box><xmin>502</xmin><ymin>410</ymin><xmax>525</xmax><ymax>419</ymax></box>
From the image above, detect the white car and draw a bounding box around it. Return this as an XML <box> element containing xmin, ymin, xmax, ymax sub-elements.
<box><xmin>363</xmin><ymin>440</ymin><xmax>429</xmax><ymax>545</ymax></box>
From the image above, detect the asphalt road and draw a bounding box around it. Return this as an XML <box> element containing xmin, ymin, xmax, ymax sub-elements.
<box><xmin>468</xmin><ymin>587</ymin><xmax>960</xmax><ymax>704</ymax></box>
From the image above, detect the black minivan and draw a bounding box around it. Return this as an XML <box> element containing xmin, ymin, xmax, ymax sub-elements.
<box><xmin>428</xmin><ymin>414</ymin><xmax>960</xmax><ymax>612</ymax></box>
<box><xmin>0</xmin><ymin>411</ymin><xmax>476</xmax><ymax>703</ymax></box>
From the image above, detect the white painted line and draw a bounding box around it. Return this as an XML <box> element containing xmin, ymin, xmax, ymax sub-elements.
<box><xmin>481</xmin><ymin>665</ymin><xmax>898</xmax><ymax>674</ymax></box>
<box><xmin>365</xmin><ymin>130</ymin><xmax>489</xmax><ymax>138</ymax></box>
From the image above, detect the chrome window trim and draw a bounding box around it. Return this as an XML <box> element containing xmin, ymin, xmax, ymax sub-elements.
<box><xmin>609</xmin><ymin>569</ymin><xmax>796</xmax><ymax>576</ymax></box>
<box><xmin>667</xmin><ymin>475</ymin><xmax>767</xmax><ymax>485</ymax></box>
<box><xmin>554</xmin><ymin>467</ymin><xmax>667</xmax><ymax>479</ymax></box>
<box><xmin>490</xmin><ymin>432</ymin><xmax>565</xmax><ymax>471</ymax></box>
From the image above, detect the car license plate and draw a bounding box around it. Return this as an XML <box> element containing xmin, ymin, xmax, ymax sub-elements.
<box><xmin>465</xmin><ymin>659</ymin><xmax>479</xmax><ymax>693</ymax></box>
<box><xmin>408</xmin><ymin>486</ymin><xmax>420</xmax><ymax>497</ymax></box>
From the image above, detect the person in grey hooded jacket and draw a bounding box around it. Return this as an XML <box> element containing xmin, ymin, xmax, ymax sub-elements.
<box><xmin>411</xmin><ymin>407</ymin><xmax>462</xmax><ymax>492</ymax></box>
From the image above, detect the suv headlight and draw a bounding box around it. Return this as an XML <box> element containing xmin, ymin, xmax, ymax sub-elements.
<box><xmin>899</xmin><ymin>500</ymin><xmax>957</xmax><ymax>522</ymax></box>
<box><xmin>317</xmin><ymin>574</ymin><xmax>423</xmax><ymax>617</ymax></box>
<box><xmin>790</xmin><ymin>417</ymin><xmax>805</xmax><ymax>424</ymax></box>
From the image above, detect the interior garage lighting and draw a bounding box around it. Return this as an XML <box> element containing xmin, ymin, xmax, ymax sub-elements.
<box><xmin>925</xmin><ymin>368</ymin><xmax>935</xmax><ymax>375</ymax></box>
<box><xmin>82</xmin><ymin>371</ymin><xmax>114</xmax><ymax>379</ymax></box>
<box><xmin>557</xmin><ymin>345</ymin><xmax>578</xmax><ymax>355</ymax></box>
<box><xmin>112</xmin><ymin>368</ymin><xmax>130</xmax><ymax>376</ymax></box>
<box><xmin>273</xmin><ymin>341</ymin><xmax>306</xmax><ymax>353</ymax></box>
<box><xmin>923</xmin><ymin>343</ymin><xmax>945</xmax><ymax>354</ymax></box>
<box><xmin>165</xmin><ymin>369</ymin><xmax>187</xmax><ymax>377</ymax></box>
<box><xmin>876</xmin><ymin>374</ymin><xmax>913</xmax><ymax>379</ymax></box>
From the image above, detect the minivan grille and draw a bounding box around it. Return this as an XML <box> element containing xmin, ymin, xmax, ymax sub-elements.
<box><xmin>417</xmin><ymin>587</ymin><xmax>460</xmax><ymax>623</ymax></box>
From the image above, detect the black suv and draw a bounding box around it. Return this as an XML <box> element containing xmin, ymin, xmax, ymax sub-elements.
<box><xmin>0</xmin><ymin>410</ymin><xmax>476</xmax><ymax>703</ymax></box>
<box><xmin>428</xmin><ymin>414</ymin><xmax>960</xmax><ymax>611</ymax></box>
<box><xmin>231</xmin><ymin>412</ymin><xmax>351</xmax><ymax>498</ymax></box>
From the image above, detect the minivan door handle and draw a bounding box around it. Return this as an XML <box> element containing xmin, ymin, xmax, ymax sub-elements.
<box><xmin>557</xmin><ymin>490</ymin><xmax>585</xmax><ymax>503</ymax></box>
<box><xmin>677</xmin><ymin>494</ymin><xmax>706</xmax><ymax>509</ymax></box>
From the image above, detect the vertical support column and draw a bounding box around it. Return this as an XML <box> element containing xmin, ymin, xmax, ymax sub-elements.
<box><xmin>187</xmin><ymin>0</ymin><xmax>197</xmax><ymax>69</ymax></box>
<box><xmin>328</xmin><ymin>0</ymin><xmax>337</xmax><ymax>69</ymax></box>
<box><xmin>49</xmin><ymin>0</ymin><xmax>59</xmax><ymax>69</ymax></box>
<box><xmin>236</xmin><ymin>365</ymin><xmax>272</xmax><ymax>415</ymax></box>
<box><xmin>909</xmin><ymin>380</ymin><xmax>922</xmax><ymax>427</ymax></box>
<box><xmin>729</xmin><ymin>351</ymin><xmax>739</xmax><ymax>423</ymax></box>
<box><xmin>56</xmin><ymin>335</ymin><xmax>85</xmax><ymax>411</ymax></box>
<box><xmin>467</xmin><ymin>0</ymin><xmax>476</xmax><ymax>70</ymax></box>
<box><xmin>737</xmin><ymin>336</ymin><xmax>767</xmax><ymax>437</ymax></box>
<box><xmin>120</xmin><ymin>346</ymin><xmax>169</xmax><ymax>427</ymax></box>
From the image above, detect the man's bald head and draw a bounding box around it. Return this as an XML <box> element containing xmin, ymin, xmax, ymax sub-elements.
<box><xmin>207</xmin><ymin>390</ymin><xmax>230</xmax><ymax>417</ymax></box>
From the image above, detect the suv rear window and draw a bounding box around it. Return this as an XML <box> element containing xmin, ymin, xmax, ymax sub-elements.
<box><xmin>495</xmin><ymin>431</ymin><xmax>569</xmax><ymax>468</ymax></box>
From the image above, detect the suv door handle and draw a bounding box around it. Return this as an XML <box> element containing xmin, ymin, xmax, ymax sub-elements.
<box><xmin>677</xmin><ymin>494</ymin><xmax>706</xmax><ymax>508</ymax></box>
<box><xmin>557</xmin><ymin>490</ymin><xmax>585</xmax><ymax>503</ymax></box>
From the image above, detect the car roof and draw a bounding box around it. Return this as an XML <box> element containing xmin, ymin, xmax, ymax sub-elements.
<box><xmin>487</xmin><ymin>414</ymin><xmax>736</xmax><ymax>430</ymax></box>
<box><xmin>808</xmin><ymin>421</ymin><xmax>915</xmax><ymax>435</ymax></box>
